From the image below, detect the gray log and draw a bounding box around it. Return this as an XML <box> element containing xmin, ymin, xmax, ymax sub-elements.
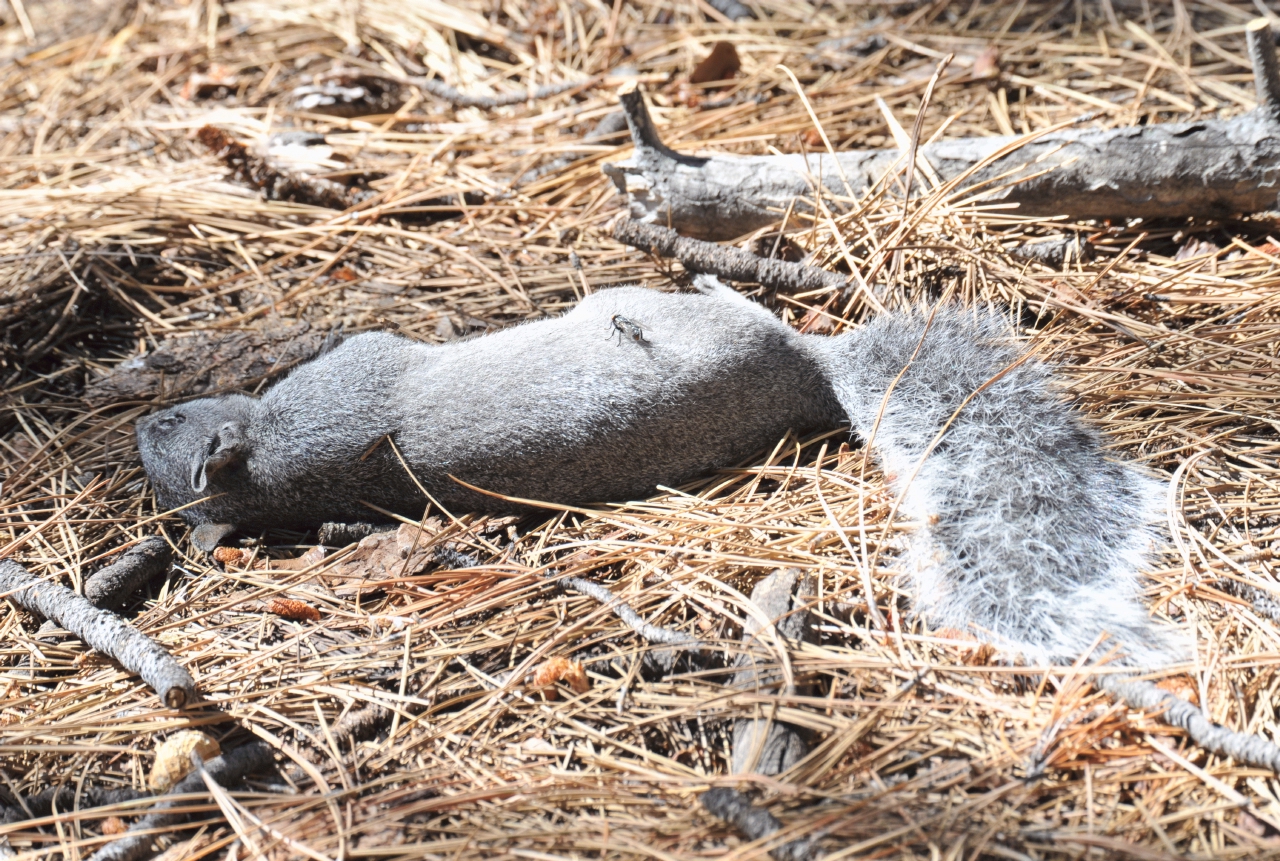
<box><xmin>0</xmin><ymin>560</ymin><xmax>196</xmax><ymax>708</ymax></box>
<box><xmin>603</xmin><ymin>20</ymin><xmax>1280</xmax><ymax>241</ymax></box>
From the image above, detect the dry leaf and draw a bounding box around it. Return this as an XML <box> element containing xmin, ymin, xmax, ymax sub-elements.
<box><xmin>149</xmin><ymin>731</ymin><xmax>221</xmax><ymax>792</ymax></box>
<box><xmin>690</xmin><ymin>41</ymin><xmax>741</xmax><ymax>85</ymax></box>
<box><xmin>100</xmin><ymin>816</ymin><xmax>128</xmax><ymax>836</ymax></box>
<box><xmin>267</xmin><ymin>598</ymin><xmax>322</xmax><ymax>622</ymax></box>
<box><xmin>964</xmin><ymin>643</ymin><xmax>996</xmax><ymax>666</ymax></box>
<box><xmin>532</xmin><ymin>657</ymin><xmax>590</xmax><ymax>695</ymax></box>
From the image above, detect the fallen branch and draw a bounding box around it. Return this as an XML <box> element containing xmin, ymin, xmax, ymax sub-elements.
<box><xmin>35</xmin><ymin>537</ymin><xmax>172</xmax><ymax>639</ymax></box>
<box><xmin>613</xmin><ymin>219</ymin><xmax>849</xmax><ymax>293</ymax></box>
<box><xmin>701</xmin><ymin>788</ymin><xmax>815</xmax><ymax>861</ymax></box>
<box><xmin>1098</xmin><ymin>675</ymin><xmax>1280</xmax><ymax>772</ymax></box>
<box><xmin>87</xmin><ymin>742</ymin><xmax>275</xmax><ymax>861</ymax></box>
<box><xmin>604</xmin><ymin>20</ymin><xmax>1280</xmax><ymax>240</ymax></box>
<box><xmin>0</xmin><ymin>560</ymin><xmax>197</xmax><ymax>708</ymax></box>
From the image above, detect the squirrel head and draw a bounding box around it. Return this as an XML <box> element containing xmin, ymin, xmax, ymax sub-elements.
<box><xmin>137</xmin><ymin>395</ymin><xmax>254</xmax><ymax>543</ymax></box>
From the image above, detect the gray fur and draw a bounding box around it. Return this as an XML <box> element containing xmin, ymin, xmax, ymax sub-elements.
<box><xmin>811</xmin><ymin>308</ymin><xmax>1185</xmax><ymax>667</ymax></box>
<box><xmin>137</xmin><ymin>282</ymin><xmax>1180</xmax><ymax>668</ymax></box>
<box><xmin>138</xmin><ymin>282</ymin><xmax>843</xmax><ymax>531</ymax></box>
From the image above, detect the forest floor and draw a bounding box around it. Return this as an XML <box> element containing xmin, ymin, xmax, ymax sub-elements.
<box><xmin>3</xmin><ymin>0</ymin><xmax>1280</xmax><ymax>858</ymax></box>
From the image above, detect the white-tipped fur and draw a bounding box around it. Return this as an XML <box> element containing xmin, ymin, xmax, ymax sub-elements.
<box><xmin>812</xmin><ymin>306</ymin><xmax>1187</xmax><ymax>667</ymax></box>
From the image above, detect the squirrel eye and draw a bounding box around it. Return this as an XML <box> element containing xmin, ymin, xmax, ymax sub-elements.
<box><xmin>156</xmin><ymin>414</ymin><xmax>184</xmax><ymax>430</ymax></box>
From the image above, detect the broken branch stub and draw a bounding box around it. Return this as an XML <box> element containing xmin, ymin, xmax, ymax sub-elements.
<box><xmin>0</xmin><ymin>560</ymin><xmax>196</xmax><ymax>708</ymax></box>
<box><xmin>604</xmin><ymin>24</ymin><xmax>1280</xmax><ymax>241</ymax></box>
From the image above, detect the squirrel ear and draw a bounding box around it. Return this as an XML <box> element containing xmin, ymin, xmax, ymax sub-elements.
<box><xmin>189</xmin><ymin>420</ymin><xmax>248</xmax><ymax>492</ymax></box>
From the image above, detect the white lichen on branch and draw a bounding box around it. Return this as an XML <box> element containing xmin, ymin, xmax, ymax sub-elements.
<box><xmin>0</xmin><ymin>560</ymin><xmax>196</xmax><ymax>708</ymax></box>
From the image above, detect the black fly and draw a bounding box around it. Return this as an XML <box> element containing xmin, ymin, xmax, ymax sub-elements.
<box><xmin>608</xmin><ymin>315</ymin><xmax>649</xmax><ymax>345</ymax></box>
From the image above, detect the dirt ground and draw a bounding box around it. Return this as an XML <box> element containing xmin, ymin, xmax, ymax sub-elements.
<box><xmin>4</xmin><ymin>0</ymin><xmax>1280</xmax><ymax>858</ymax></box>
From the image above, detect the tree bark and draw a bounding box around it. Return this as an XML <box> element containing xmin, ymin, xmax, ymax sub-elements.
<box><xmin>603</xmin><ymin>20</ymin><xmax>1280</xmax><ymax>241</ymax></box>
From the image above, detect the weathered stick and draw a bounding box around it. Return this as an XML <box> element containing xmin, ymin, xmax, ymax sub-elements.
<box><xmin>87</xmin><ymin>742</ymin><xmax>274</xmax><ymax>861</ymax></box>
<box><xmin>701</xmin><ymin>788</ymin><xmax>815</xmax><ymax>861</ymax></box>
<box><xmin>409</xmin><ymin>77</ymin><xmax>589</xmax><ymax>109</ymax></box>
<box><xmin>613</xmin><ymin>219</ymin><xmax>849</xmax><ymax>293</ymax></box>
<box><xmin>731</xmin><ymin>570</ymin><xmax>812</xmax><ymax>777</ymax></box>
<box><xmin>559</xmin><ymin>574</ymin><xmax>701</xmax><ymax>648</ymax></box>
<box><xmin>0</xmin><ymin>560</ymin><xmax>197</xmax><ymax>708</ymax></box>
<box><xmin>604</xmin><ymin>22</ymin><xmax>1280</xmax><ymax>240</ymax></box>
<box><xmin>1098</xmin><ymin>675</ymin><xmax>1280</xmax><ymax>772</ymax></box>
<box><xmin>83</xmin><ymin>538</ymin><xmax>172</xmax><ymax>610</ymax></box>
<box><xmin>36</xmin><ymin>537</ymin><xmax>172</xmax><ymax>639</ymax></box>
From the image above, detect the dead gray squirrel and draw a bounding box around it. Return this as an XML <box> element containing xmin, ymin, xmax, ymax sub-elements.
<box><xmin>137</xmin><ymin>276</ymin><xmax>1280</xmax><ymax>772</ymax></box>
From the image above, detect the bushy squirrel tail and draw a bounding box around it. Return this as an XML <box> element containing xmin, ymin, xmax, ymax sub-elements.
<box><xmin>814</xmin><ymin>306</ymin><xmax>1186</xmax><ymax>667</ymax></box>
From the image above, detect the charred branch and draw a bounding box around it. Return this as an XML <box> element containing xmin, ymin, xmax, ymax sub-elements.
<box><xmin>86</xmin><ymin>742</ymin><xmax>274</xmax><ymax>861</ymax></box>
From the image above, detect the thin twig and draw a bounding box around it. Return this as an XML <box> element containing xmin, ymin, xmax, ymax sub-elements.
<box><xmin>558</xmin><ymin>575</ymin><xmax>701</xmax><ymax>648</ymax></box>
